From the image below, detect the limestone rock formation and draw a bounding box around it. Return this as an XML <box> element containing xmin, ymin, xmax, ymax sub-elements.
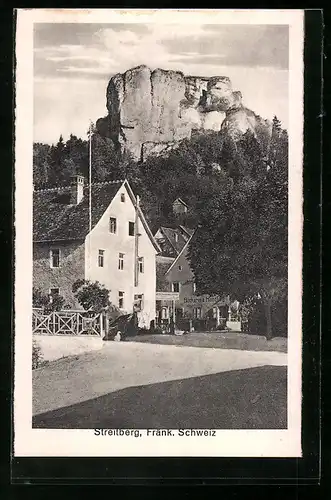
<box><xmin>96</xmin><ymin>65</ymin><xmax>272</xmax><ymax>160</ymax></box>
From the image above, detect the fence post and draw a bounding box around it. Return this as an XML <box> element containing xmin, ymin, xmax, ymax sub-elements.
<box><xmin>100</xmin><ymin>313</ymin><xmax>103</xmax><ymax>338</ymax></box>
<box><xmin>76</xmin><ymin>312</ymin><xmax>79</xmax><ymax>335</ymax></box>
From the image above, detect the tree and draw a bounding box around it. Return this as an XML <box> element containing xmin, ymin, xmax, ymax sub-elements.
<box><xmin>32</xmin><ymin>287</ymin><xmax>49</xmax><ymax>309</ymax></box>
<box><xmin>33</xmin><ymin>142</ymin><xmax>51</xmax><ymax>187</ymax></box>
<box><xmin>32</xmin><ymin>287</ymin><xmax>66</xmax><ymax>313</ymax></box>
<box><xmin>48</xmin><ymin>135</ymin><xmax>66</xmax><ymax>186</ymax></box>
<box><xmin>188</xmin><ymin>125</ymin><xmax>288</xmax><ymax>339</ymax></box>
<box><xmin>72</xmin><ymin>279</ymin><xmax>111</xmax><ymax>312</ymax></box>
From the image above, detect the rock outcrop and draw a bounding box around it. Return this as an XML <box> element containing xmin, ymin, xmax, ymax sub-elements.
<box><xmin>96</xmin><ymin>65</ymin><xmax>272</xmax><ymax>160</ymax></box>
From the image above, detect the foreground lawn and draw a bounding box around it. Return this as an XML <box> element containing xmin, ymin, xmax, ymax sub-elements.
<box><xmin>125</xmin><ymin>331</ymin><xmax>287</xmax><ymax>353</ymax></box>
<box><xmin>33</xmin><ymin>365</ymin><xmax>287</xmax><ymax>429</ymax></box>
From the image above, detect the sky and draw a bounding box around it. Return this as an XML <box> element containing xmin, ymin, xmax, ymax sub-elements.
<box><xmin>34</xmin><ymin>23</ymin><xmax>289</xmax><ymax>144</ymax></box>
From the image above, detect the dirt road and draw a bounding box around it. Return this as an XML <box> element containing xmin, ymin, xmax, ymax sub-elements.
<box><xmin>33</xmin><ymin>342</ymin><xmax>287</xmax><ymax>428</ymax></box>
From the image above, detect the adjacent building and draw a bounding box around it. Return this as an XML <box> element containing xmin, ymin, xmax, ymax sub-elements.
<box><xmin>33</xmin><ymin>176</ymin><xmax>160</xmax><ymax>328</ymax></box>
<box><xmin>154</xmin><ymin>199</ymin><xmax>231</xmax><ymax>329</ymax></box>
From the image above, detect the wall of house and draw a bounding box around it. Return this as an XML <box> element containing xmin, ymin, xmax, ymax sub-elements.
<box><xmin>33</xmin><ymin>240</ymin><xmax>85</xmax><ymax>308</ymax></box>
<box><xmin>85</xmin><ymin>185</ymin><xmax>157</xmax><ymax>327</ymax></box>
<box><xmin>165</xmin><ymin>244</ymin><xmax>228</xmax><ymax>319</ymax></box>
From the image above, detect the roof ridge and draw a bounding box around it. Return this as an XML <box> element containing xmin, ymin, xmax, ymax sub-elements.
<box><xmin>88</xmin><ymin>179</ymin><xmax>125</xmax><ymax>186</ymax></box>
<box><xmin>34</xmin><ymin>186</ymin><xmax>69</xmax><ymax>193</ymax></box>
<box><xmin>35</xmin><ymin>179</ymin><xmax>125</xmax><ymax>192</ymax></box>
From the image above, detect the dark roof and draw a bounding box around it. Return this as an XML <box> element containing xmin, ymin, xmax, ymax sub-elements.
<box><xmin>158</xmin><ymin>226</ymin><xmax>188</xmax><ymax>255</ymax></box>
<box><xmin>156</xmin><ymin>259</ymin><xmax>173</xmax><ymax>291</ymax></box>
<box><xmin>179</xmin><ymin>225</ymin><xmax>195</xmax><ymax>238</ymax></box>
<box><xmin>33</xmin><ymin>180</ymin><xmax>161</xmax><ymax>253</ymax></box>
<box><xmin>33</xmin><ymin>180</ymin><xmax>124</xmax><ymax>241</ymax></box>
<box><xmin>173</xmin><ymin>197</ymin><xmax>188</xmax><ymax>207</ymax></box>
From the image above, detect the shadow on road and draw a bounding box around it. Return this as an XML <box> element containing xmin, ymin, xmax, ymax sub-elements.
<box><xmin>33</xmin><ymin>365</ymin><xmax>287</xmax><ymax>430</ymax></box>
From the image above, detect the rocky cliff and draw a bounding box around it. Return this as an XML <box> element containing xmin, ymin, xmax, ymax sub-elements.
<box><xmin>96</xmin><ymin>65</ymin><xmax>272</xmax><ymax>160</ymax></box>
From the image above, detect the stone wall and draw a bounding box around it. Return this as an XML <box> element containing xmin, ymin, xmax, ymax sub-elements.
<box><xmin>33</xmin><ymin>240</ymin><xmax>85</xmax><ymax>308</ymax></box>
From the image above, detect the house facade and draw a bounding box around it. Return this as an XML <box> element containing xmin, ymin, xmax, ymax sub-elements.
<box><xmin>164</xmin><ymin>236</ymin><xmax>230</xmax><ymax>325</ymax></box>
<box><xmin>33</xmin><ymin>177</ymin><xmax>160</xmax><ymax>328</ymax></box>
<box><xmin>154</xmin><ymin>219</ymin><xmax>230</xmax><ymax>328</ymax></box>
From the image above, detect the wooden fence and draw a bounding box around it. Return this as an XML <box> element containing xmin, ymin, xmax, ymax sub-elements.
<box><xmin>32</xmin><ymin>308</ymin><xmax>103</xmax><ymax>336</ymax></box>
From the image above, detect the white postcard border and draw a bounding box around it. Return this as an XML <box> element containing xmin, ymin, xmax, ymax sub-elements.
<box><xmin>14</xmin><ymin>9</ymin><xmax>304</xmax><ymax>457</ymax></box>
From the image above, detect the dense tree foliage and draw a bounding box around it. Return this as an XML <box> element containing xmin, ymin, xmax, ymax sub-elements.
<box><xmin>32</xmin><ymin>287</ymin><xmax>66</xmax><ymax>312</ymax></box>
<box><xmin>33</xmin><ymin>125</ymin><xmax>135</xmax><ymax>188</ymax></box>
<box><xmin>188</xmin><ymin>117</ymin><xmax>288</xmax><ymax>338</ymax></box>
<box><xmin>34</xmin><ymin>116</ymin><xmax>288</xmax><ymax>337</ymax></box>
<box><xmin>72</xmin><ymin>279</ymin><xmax>111</xmax><ymax>312</ymax></box>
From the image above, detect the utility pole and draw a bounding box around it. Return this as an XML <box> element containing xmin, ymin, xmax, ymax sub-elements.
<box><xmin>134</xmin><ymin>195</ymin><xmax>140</xmax><ymax>288</ymax></box>
<box><xmin>89</xmin><ymin>120</ymin><xmax>92</xmax><ymax>234</ymax></box>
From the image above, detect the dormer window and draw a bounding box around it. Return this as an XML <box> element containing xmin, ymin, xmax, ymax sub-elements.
<box><xmin>121</xmin><ymin>193</ymin><xmax>125</xmax><ymax>202</ymax></box>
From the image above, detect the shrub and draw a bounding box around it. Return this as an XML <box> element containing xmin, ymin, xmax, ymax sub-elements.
<box><xmin>72</xmin><ymin>279</ymin><xmax>111</xmax><ymax>312</ymax></box>
<box><xmin>32</xmin><ymin>287</ymin><xmax>48</xmax><ymax>308</ymax></box>
<box><xmin>32</xmin><ymin>287</ymin><xmax>66</xmax><ymax>312</ymax></box>
<box><xmin>32</xmin><ymin>339</ymin><xmax>43</xmax><ymax>369</ymax></box>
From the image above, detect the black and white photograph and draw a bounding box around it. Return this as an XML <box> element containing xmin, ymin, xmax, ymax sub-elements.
<box><xmin>14</xmin><ymin>9</ymin><xmax>303</xmax><ymax>457</ymax></box>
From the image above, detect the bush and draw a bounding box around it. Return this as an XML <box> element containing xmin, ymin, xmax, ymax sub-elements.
<box><xmin>72</xmin><ymin>279</ymin><xmax>111</xmax><ymax>312</ymax></box>
<box><xmin>32</xmin><ymin>339</ymin><xmax>43</xmax><ymax>369</ymax></box>
<box><xmin>33</xmin><ymin>287</ymin><xmax>66</xmax><ymax>312</ymax></box>
<box><xmin>32</xmin><ymin>287</ymin><xmax>49</xmax><ymax>308</ymax></box>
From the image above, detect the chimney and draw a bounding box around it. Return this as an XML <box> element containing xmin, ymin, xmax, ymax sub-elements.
<box><xmin>70</xmin><ymin>174</ymin><xmax>85</xmax><ymax>205</ymax></box>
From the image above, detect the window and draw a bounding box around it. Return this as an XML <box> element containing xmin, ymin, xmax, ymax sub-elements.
<box><xmin>109</xmin><ymin>217</ymin><xmax>117</xmax><ymax>233</ymax></box>
<box><xmin>129</xmin><ymin>221</ymin><xmax>135</xmax><ymax>236</ymax></box>
<box><xmin>178</xmin><ymin>265</ymin><xmax>182</xmax><ymax>271</ymax></box>
<box><xmin>193</xmin><ymin>282</ymin><xmax>197</xmax><ymax>293</ymax></box>
<box><xmin>98</xmin><ymin>249</ymin><xmax>104</xmax><ymax>267</ymax></box>
<box><xmin>172</xmin><ymin>282</ymin><xmax>180</xmax><ymax>293</ymax></box>
<box><xmin>121</xmin><ymin>193</ymin><xmax>125</xmax><ymax>202</ymax></box>
<box><xmin>193</xmin><ymin>307</ymin><xmax>202</xmax><ymax>319</ymax></box>
<box><xmin>49</xmin><ymin>288</ymin><xmax>59</xmax><ymax>304</ymax></box>
<box><xmin>50</xmin><ymin>248</ymin><xmax>60</xmax><ymax>268</ymax></box>
<box><xmin>118</xmin><ymin>253</ymin><xmax>124</xmax><ymax>270</ymax></box>
<box><xmin>118</xmin><ymin>291</ymin><xmax>124</xmax><ymax>309</ymax></box>
<box><xmin>212</xmin><ymin>307</ymin><xmax>218</xmax><ymax>319</ymax></box>
<box><xmin>138</xmin><ymin>257</ymin><xmax>144</xmax><ymax>273</ymax></box>
<box><xmin>134</xmin><ymin>294</ymin><xmax>144</xmax><ymax>311</ymax></box>
<box><xmin>175</xmin><ymin>233</ymin><xmax>178</xmax><ymax>242</ymax></box>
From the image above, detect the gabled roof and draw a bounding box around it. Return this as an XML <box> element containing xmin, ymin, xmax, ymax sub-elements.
<box><xmin>157</xmin><ymin>226</ymin><xmax>188</xmax><ymax>255</ymax></box>
<box><xmin>124</xmin><ymin>180</ymin><xmax>161</xmax><ymax>253</ymax></box>
<box><xmin>156</xmin><ymin>258</ymin><xmax>174</xmax><ymax>292</ymax></box>
<box><xmin>165</xmin><ymin>229</ymin><xmax>196</xmax><ymax>275</ymax></box>
<box><xmin>33</xmin><ymin>179</ymin><xmax>161</xmax><ymax>252</ymax></box>
<box><xmin>179</xmin><ymin>225</ymin><xmax>195</xmax><ymax>238</ymax></box>
<box><xmin>173</xmin><ymin>197</ymin><xmax>188</xmax><ymax>208</ymax></box>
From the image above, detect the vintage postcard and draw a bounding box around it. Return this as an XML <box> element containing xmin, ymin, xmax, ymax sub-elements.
<box><xmin>14</xmin><ymin>9</ymin><xmax>303</xmax><ymax>457</ymax></box>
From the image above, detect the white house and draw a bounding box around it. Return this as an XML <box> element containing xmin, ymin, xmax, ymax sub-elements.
<box><xmin>33</xmin><ymin>176</ymin><xmax>160</xmax><ymax>328</ymax></box>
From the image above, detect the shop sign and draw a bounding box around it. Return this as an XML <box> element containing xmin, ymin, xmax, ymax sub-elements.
<box><xmin>183</xmin><ymin>295</ymin><xmax>220</xmax><ymax>304</ymax></box>
<box><xmin>156</xmin><ymin>292</ymin><xmax>180</xmax><ymax>301</ymax></box>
